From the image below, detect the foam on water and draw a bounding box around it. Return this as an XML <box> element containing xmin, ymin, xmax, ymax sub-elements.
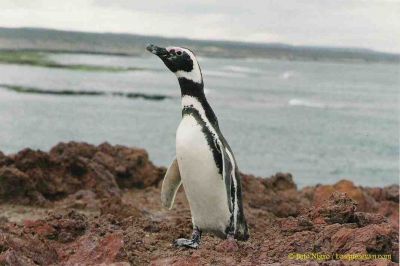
<box><xmin>222</xmin><ymin>65</ymin><xmax>260</xmax><ymax>74</ymax></box>
<box><xmin>288</xmin><ymin>99</ymin><xmax>326</xmax><ymax>108</ymax></box>
<box><xmin>203</xmin><ymin>70</ymin><xmax>247</xmax><ymax>78</ymax></box>
<box><xmin>280</xmin><ymin>71</ymin><xmax>295</xmax><ymax>80</ymax></box>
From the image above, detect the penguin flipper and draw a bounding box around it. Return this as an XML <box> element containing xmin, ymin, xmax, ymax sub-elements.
<box><xmin>220</xmin><ymin>143</ymin><xmax>250</xmax><ymax>240</ymax></box>
<box><xmin>219</xmin><ymin>143</ymin><xmax>234</xmax><ymax>213</ymax></box>
<box><xmin>161</xmin><ymin>158</ymin><xmax>182</xmax><ymax>209</ymax></box>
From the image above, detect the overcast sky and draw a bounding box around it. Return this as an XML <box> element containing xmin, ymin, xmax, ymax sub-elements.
<box><xmin>1</xmin><ymin>0</ymin><xmax>399</xmax><ymax>53</ymax></box>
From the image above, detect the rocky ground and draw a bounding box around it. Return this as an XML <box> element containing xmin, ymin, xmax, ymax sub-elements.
<box><xmin>0</xmin><ymin>142</ymin><xmax>398</xmax><ymax>266</ymax></box>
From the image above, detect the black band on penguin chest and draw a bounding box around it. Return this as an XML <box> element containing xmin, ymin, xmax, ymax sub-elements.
<box><xmin>182</xmin><ymin>108</ymin><xmax>223</xmax><ymax>176</ymax></box>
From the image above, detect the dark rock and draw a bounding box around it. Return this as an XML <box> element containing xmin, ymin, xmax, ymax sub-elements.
<box><xmin>241</xmin><ymin>173</ymin><xmax>309</xmax><ymax>217</ymax></box>
<box><xmin>307</xmin><ymin>192</ymin><xmax>357</xmax><ymax>224</ymax></box>
<box><xmin>263</xmin><ymin>172</ymin><xmax>297</xmax><ymax>191</ymax></box>
<box><xmin>60</xmin><ymin>233</ymin><xmax>127</xmax><ymax>265</ymax></box>
<box><xmin>279</xmin><ymin>216</ymin><xmax>313</xmax><ymax>234</ymax></box>
<box><xmin>0</xmin><ymin>231</ymin><xmax>58</xmax><ymax>265</ymax></box>
<box><xmin>0</xmin><ymin>142</ymin><xmax>164</xmax><ymax>204</ymax></box>
<box><xmin>365</xmin><ymin>185</ymin><xmax>399</xmax><ymax>203</ymax></box>
<box><xmin>377</xmin><ymin>201</ymin><xmax>399</xmax><ymax>230</ymax></box>
<box><xmin>49</xmin><ymin>141</ymin><xmax>97</xmax><ymax>159</ymax></box>
<box><xmin>96</xmin><ymin>142</ymin><xmax>165</xmax><ymax>188</ymax></box>
<box><xmin>315</xmin><ymin>223</ymin><xmax>395</xmax><ymax>256</ymax></box>
<box><xmin>100</xmin><ymin>197</ymin><xmax>141</xmax><ymax>220</ymax></box>
<box><xmin>59</xmin><ymin>189</ymin><xmax>99</xmax><ymax>210</ymax></box>
<box><xmin>354</xmin><ymin>212</ymin><xmax>387</xmax><ymax>227</ymax></box>
<box><xmin>215</xmin><ymin>238</ymin><xmax>239</xmax><ymax>252</ymax></box>
<box><xmin>312</xmin><ymin>180</ymin><xmax>376</xmax><ymax>211</ymax></box>
<box><xmin>0</xmin><ymin>167</ymin><xmax>42</xmax><ymax>204</ymax></box>
<box><xmin>23</xmin><ymin>210</ymin><xmax>88</xmax><ymax>243</ymax></box>
<box><xmin>0</xmin><ymin>151</ymin><xmax>6</xmax><ymax>166</ymax></box>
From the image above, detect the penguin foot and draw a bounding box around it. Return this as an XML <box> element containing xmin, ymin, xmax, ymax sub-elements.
<box><xmin>173</xmin><ymin>238</ymin><xmax>200</xmax><ymax>249</ymax></box>
<box><xmin>174</xmin><ymin>227</ymin><xmax>201</xmax><ymax>249</ymax></box>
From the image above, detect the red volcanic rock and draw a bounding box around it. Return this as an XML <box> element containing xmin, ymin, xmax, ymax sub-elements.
<box><xmin>23</xmin><ymin>210</ymin><xmax>88</xmax><ymax>243</ymax></box>
<box><xmin>278</xmin><ymin>192</ymin><xmax>399</xmax><ymax>263</ymax></box>
<box><xmin>0</xmin><ymin>142</ymin><xmax>164</xmax><ymax>204</ymax></box>
<box><xmin>307</xmin><ymin>192</ymin><xmax>357</xmax><ymax>224</ymax></box>
<box><xmin>95</xmin><ymin>142</ymin><xmax>165</xmax><ymax>188</ymax></box>
<box><xmin>23</xmin><ymin>219</ymin><xmax>57</xmax><ymax>239</ymax></box>
<box><xmin>59</xmin><ymin>189</ymin><xmax>100</xmax><ymax>210</ymax></box>
<box><xmin>100</xmin><ymin>196</ymin><xmax>141</xmax><ymax>220</ymax></box>
<box><xmin>0</xmin><ymin>231</ymin><xmax>59</xmax><ymax>265</ymax></box>
<box><xmin>363</xmin><ymin>185</ymin><xmax>399</xmax><ymax>230</ymax></box>
<box><xmin>150</xmin><ymin>256</ymin><xmax>202</xmax><ymax>266</ymax></box>
<box><xmin>242</xmin><ymin>172</ymin><xmax>310</xmax><ymax>217</ymax></box>
<box><xmin>0</xmin><ymin>142</ymin><xmax>398</xmax><ymax>265</ymax></box>
<box><xmin>365</xmin><ymin>185</ymin><xmax>399</xmax><ymax>203</ymax></box>
<box><xmin>0</xmin><ymin>167</ymin><xmax>37</xmax><ymax>204</ymax></box>
<box><xmin>262</xmin><ymin>172</ymin><xmax>297</xmax><ymax>191</ymax></box>
<box><xmin>0</xmin><ymin>144</ymin><xmax>119</xmax><ymax>203</ymax></box>
<box><xmin>378</xmin><ymin>201</ymin><xmax>399</xmax><ymax>231</ymax></box>
<box><xmin>354</xmin><ymin>212</ymin><xmax>387</xmax><ymax>227</ymax></box>
<box><xmin>313</xmin><ymin>180</ymin><xmax>376</xmax><ymax>211</ymax></box>
<box><xmin>61</xmin><ymin>233</ymin><xmax>126</xmax><ymax>265</ymax></box>
<box><xmin>215</xmin><ymin>238</ymin><xmax>239</xmax><ymax>253</ymax></box>
<box><xmin>0</xmin><ymin>151</ymin><xmax>6</xmax><ymax>165</ymax></box>
<box><xmin>0</xmin><ymin>187</ymin><xmax>397</xmax><ymax>265</ymax></box>
<box><xmin>311</xmin><ymin>181</ymin><xmax>399</xmax><ymax>230</ymax></box>
<box><xmin>315</xmin><ymin>223</ymin><xmax>396</xmax><ymax>255</ymax></box>
<box><xmin>279</xmin><ymin>216</ymin><xmax>314</xmax><ymax>234</ymax></box>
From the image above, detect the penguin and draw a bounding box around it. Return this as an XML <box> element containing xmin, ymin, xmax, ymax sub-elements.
<box><xmin>146</xmin><ymin>44</ymin><xmax>249</xmax><ymax>248</ymax></box>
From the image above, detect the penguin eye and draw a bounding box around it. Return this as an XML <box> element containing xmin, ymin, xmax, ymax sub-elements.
<box><xmin>176</xmin><ymin>51</ymin><xmax>182</xmax><ymax>56</ymax></box>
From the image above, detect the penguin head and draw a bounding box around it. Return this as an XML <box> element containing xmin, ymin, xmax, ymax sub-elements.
<box><xmin>146</xmin><ymin>44</ymin><xmax>202</xmax><ymax>84</ymax></box>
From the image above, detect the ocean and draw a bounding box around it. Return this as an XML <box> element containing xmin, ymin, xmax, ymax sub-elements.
<box><xmin>0</xmin><ymin>53</ymin><xmax>398</xmax><ymax>187</ymax></box>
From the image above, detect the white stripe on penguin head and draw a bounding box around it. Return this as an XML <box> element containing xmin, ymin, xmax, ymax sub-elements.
<box><xmin>166</xmin><ymin>46</ymin><xmax>202</xmax><ymax>84</ymax></box>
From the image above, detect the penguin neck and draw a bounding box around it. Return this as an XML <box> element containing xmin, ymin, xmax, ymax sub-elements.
<box><xmin>178</xmin><ymin>77</ymin><xmax>205</xmax><ymax>99</ymax></box>
<box><xmin>178</xmin><ymin>77</ymin><xmax>219</xmax><ymax>127</ymax></box>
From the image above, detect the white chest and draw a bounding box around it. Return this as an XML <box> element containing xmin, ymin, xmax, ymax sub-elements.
<box><xmin>175</xmin><ymin>115</ymin><xmax>231</xmax><ymax>233</ymax></box>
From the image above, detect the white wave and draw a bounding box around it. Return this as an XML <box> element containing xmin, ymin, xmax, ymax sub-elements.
<box><xmin>222</xmin><ymin>65</ymin><xmax>260</xmax><ymax>74</ymax></box>
<box><xmin>288</xmin><ymin>99</ymin><xmax>326</xmax><ymax>108</ymax></box>
<box><xmin>203</xmin><ymin>70</ymin><xmax>246</xmax><ymax>78</ymax></box>
<box><xmin>204</xmin><ymin>88</ymin><xmax>212</xmax><ymax>95</ymax></box>
<box><xmin>280</xmin><ymin>71</ymin><xmax>295</xmax><ymax>79</ymax></box>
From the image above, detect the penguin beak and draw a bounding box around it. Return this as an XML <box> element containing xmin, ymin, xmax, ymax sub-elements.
<box><xmin>146</xmin><ymin>44</ymin><xmax>178</xmax><ymax>72</ymax></box>
<box><xmin>146</xmin><ymin>44</ymin><xmax>169</xmax><ymax>58</ymax></box>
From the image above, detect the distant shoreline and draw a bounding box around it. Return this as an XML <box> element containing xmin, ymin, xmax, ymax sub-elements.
<box><xmin>0</xmin><ymin>48</ymin><xmax>399</xmax><ymax>67</ymax></box>
<box><xmin>1</xmin><ymin>27</ymin><xmax>399</xmax><ymax>64</ymax></box>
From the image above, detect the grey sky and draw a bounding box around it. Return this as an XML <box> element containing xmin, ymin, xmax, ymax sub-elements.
<box><xmin>2</xmin><ymin>0</ymin><xmax>399</xmax><ymax>53</ymax></box>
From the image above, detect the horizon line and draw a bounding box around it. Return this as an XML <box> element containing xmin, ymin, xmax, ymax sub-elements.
<box><xmin>2</xmin><ymin>26</ymin><xmax>399</xmax><ymax>56</ymax></box>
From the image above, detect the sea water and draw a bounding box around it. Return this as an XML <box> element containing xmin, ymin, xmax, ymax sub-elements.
<box><xmin>0</xmin><ymin>53</ymin><xmax>398</xmax><ymax>187</ymax></box>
